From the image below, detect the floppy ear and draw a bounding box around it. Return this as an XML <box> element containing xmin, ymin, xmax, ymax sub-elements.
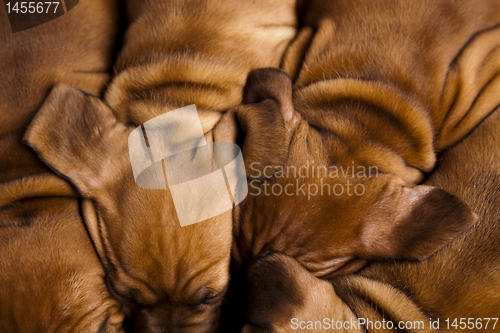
<box><xmin>242</xmin><ymin>252</ymin><xmax>356</xmax><ymax>332</ymax></box>
<box><xmin>243</xmin><ymin>252</ymin><xmax>305</xmax><ymax>327</ymax></box>
<box><xmin>358</xmin><ymin>184</ymin><xmax>476</xmax><ymax>261</ymax></box>
<box><xmin>24</xmin><ymin>83</ymin><xmax>129</xmax><ymax>197</ymax></box>
<box><xmin>234</xmin><ymin>68</ymin><xmax>295</xmax><ymax>180</ymax></box>
<box><xmin>24</xmin><ymin>83</ymin><xmax>129</xmax><ymax>270</ymax></box>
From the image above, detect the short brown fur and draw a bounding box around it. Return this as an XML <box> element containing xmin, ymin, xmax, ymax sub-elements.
<box><xmin>240</xmin><ymin>106</ymin><xmax>500</xmax><ymax>332</ymax></box>
<box><xmin>0</xmin><ymin>1</ymin><xmax>124</xmax><ymax>332</ymax></box>
<box><xmin>231</xmin><ymin>0</ymin><xmax>500</xmax><ymax>279</ymax></box>
<box><xmin>25</xmin><ymin>0</ymin><xmax>299</xmax><ymax>332</ymax></box>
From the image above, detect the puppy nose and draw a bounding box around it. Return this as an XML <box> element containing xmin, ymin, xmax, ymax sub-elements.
<box><xmin>127</xmin><ymin>308</ymin><xmax>218</xmax><ymax>333</ymax></box>
<box><xmin>241</xmin><ymin>323</ymin><xmax>273</xmax><ymax>333</ymax></box>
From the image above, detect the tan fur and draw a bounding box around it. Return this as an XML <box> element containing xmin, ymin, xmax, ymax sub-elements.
<box><xmin>0</xmin><ymin>1</ymin><xmax>124</xmax><ymax>332</ymax></box>
<box><xmin>238</xmin><ymin>106</ymin><xmax>500</xmax><ymax>332</ymax></box>
<box><xmin>334</xmin><ymin>105</ymin><xmax>500</xmax><ymax>332</ymax></box>
<box><xmin>240</xmin><ymin>253</ymin><xmax>361</xmax><ymax>333</ymax></box>
<box><xmin>231</xmin><ymin>0</ymin><xmax>500</xmax><ymax>278</ymax></box>
<box><xmin>288</xmin><ymin>0</ymin><xmax>500</xmax><ymax>176</ymax></box>
<box><xmin>293</xmin><ymin>0</ymin><xmax>500</xmax><ymax>158</ymax></box>
<box><xmin>105</xmin><ymin>0</ymin><xmax>298</xmax><ymax>129</ymax></box>
<box><xmin>25</xmin><ymin>83</ymin><xmax>233</xmax><ymax>333</ymax></box>
<box><xmin>24</xmin><ymin>1</ymin><xmax>298</xmax><ymax>331</ymax></box>
<box><xmin>231</xmin><ymin>73</ymin><xmax>476</xmax><ymax>282</ymax></box>
<box><xmin>225</xmin><ymin>1</ymin><xmax>500</xmax><ymax>328</ymax></box>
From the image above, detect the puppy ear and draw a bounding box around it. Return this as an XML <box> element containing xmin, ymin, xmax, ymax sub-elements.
<box><xmin>235</xmin><ymin>68</ymin><xmax>295</xmax><ymax>180</ymax></box>
<box><xmin>243</xmin><ymin>252</ymin><xmax>355</xmax><ymax>332</ymax></box>
<box><xmin>243</xmin><ymin>252</ymin><xmax>304</xmax><ymax>328</ymax></box>
<box><xmin>359</xmin><ymin>185</ymin><xmax>476</xmax><ymax>261</ymax></box>
<box><xmin>24</xmin><ymin>83</ymin><xmax>128</xmax><ymax>196</ymax></box>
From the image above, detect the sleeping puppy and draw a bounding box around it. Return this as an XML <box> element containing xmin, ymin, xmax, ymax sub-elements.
<box><xmin>26</xmin><ymin>84</ymin><xmax>232</xmax><ymax>333</ymax></box>
<box><xmin>225</xmin><ymin>0</ymin><xmax>500</xmax><ymax>328</ymax></box>
<box><xmin>231</xmin><ymin>0</ymin><xmax>500</xmax><ymax>281</ymax></box>
<box><xmin>0</xmin><ymin>1</ymin><xmax>124</xmax><ymax>332</ymax></box>
<box><xmin>239</xmin><ymin>105</ymin><xmax>500</xmax><ymax>332</ymax></box>
<box><xmin>25</xmin><ymin>0</ymin><xmax>298</xmax><ymax>332</ymax></box>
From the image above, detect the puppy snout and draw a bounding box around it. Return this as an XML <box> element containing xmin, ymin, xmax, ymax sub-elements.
<box><xmin>241</xmin><ymin>323</ymin><xmax>273</xmax><ymax>333</ymax></box>
<box><xmin>128</xmin><ymin>306</ymin><xmax>219</xmax><ymax>333</ymax></box>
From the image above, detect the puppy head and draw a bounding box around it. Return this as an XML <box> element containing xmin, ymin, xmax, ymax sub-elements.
<box><xmin>24</xmin><ymin>83</ymin><xmax>232</xmax><ymax>332</ymax></box>
<box><xmin>241</xmin><ymin>252</ymin><xmax>353</xmax><ymax>333</ymax></box>
<box><xmin>232</xmin><ymin>69</ymin><xmax>477</xmax><ymax>278</ymax></box>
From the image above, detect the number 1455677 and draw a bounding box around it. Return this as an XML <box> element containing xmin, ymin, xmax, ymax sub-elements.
<box><xmin>444</xmin><ymin>318</ymin><xmax>498</xmax><ymax>330</ymax></box>
<box><xmin>6</xmin><ymin>2</ymin><xmax>60</xmax><ymax>14</ymax></box>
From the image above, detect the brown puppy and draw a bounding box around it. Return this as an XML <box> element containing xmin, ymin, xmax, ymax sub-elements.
<box><xmin>0</xmin><ymin>1</ymin><xmax>124</xmax><ymax>332</ymax></box>
<box><xmin>239</xmin><ymin>106</ymin><xmax>500</xmax><ymax>332</ymax></box>
<box><xmin>231</xmin><ymin>0</ymin><xmax>500</xmax><ymax>280</ymax></box>
<box><xmin>25</xmin><ymin>0</ymin><xmax>299</xmax><ymax>332</ymax></box>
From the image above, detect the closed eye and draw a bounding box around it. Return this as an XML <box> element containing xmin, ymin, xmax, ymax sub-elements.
<box><xmin>201</xmin><ymin>292</ymin><xmax>222</xmax><ymax>305</ymax></box>
<box><xmin>189</xmin><ymin>286</ymin><xmax>227</xmax><ymax>307</ymax></box>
